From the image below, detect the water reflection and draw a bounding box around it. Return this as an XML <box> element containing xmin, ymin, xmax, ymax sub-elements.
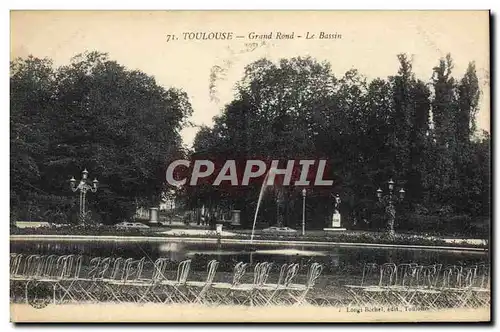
<box><xmin>158</xmin><ymin>243</ymin><xmax>187</xmax><ymax>261</ymax></box>
<box><xmin>10</xmin><ymin>240</ymin><xmax>488</xmax><ymax>269</ymax></box>
<box><xmin>187</xmin><ymin>251</ymin><xmax>247</xmax><ymax>256</ymax></box>
<box><xmin>329</xmin><ymin>248</ymin><xmax>340</xmax><ymax>267</ymax></box>
<box><xmin>253</xmin><ymin>248</ymin><xmax>326</xmax><ymax>256</ymax></box>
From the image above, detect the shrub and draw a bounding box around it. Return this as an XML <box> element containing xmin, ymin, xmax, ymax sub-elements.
<box><xmin>10</xmin><ymin>225</ymin><xmax>487</xmax><ymax>248</ymax></box>
<box><xmin>397</xmin><ymin>213</ymin><xmax>489</xmax><ymax>237</ymax></box>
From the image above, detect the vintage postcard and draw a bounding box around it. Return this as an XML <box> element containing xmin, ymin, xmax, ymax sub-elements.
<box><xmin>9</xmin><ymin>10</ymin><xmax>490</xmax><ymax>323</ymax></box>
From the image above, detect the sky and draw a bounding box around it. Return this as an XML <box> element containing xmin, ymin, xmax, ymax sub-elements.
<box><xmin>10</xmin><ymin>10</ymin><xmax>490</xmax><ymax>148</ymax></box>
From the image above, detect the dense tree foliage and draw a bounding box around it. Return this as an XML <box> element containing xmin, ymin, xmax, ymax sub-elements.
<box><xmin>186</xmin><ymin>54</ymin><xmax>490</xmax><ymax>235</ymax></box>
<box><xmin>11</xmin><ymin>51</ymin><xmax>489</xmax><ymax>235</ymax></box>
<box><xmin>11</xmin><ymin>52</ymin><xmax>192</xmax><ymax>224</ymax></box>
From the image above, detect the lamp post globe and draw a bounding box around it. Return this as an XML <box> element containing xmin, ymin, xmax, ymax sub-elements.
<box><xmin>388</xmin><ymin>179</ymin><xmax>395</xmax><ymax>192</ymax></box>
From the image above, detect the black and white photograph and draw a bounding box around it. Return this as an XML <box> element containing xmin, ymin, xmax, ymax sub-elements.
<box><xmin>9</xmin><ymin>10</ymin><xmax>491</xmax><ymax>323</ymax></box>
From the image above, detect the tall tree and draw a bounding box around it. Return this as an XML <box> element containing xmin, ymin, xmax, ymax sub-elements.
<box><xmin>10</xmin><ymin>52</ymin><xmax>192</xmax><ymax>224</ymax></box>
<box><xmin>454</xmin><ymin>62</ymin><xmax>482</xmax><ymax>212</ymax></box>
<box><xmin>407</xmin><ymin>79</ymin><xmax>431</xmax><ymax>201</ymax></box>
<box><xmin>432</xmin><ymin>54</ymin><xmax>458</xmax><ymax>148</ymax></box>
<box><xmin>10</xmin><ymin>56</ymin><xmax>57</xmax><ymax>222</ymax></box>
<box><xmin>425</xmin><ymin>54</ymin><xmax>460</xmax><ymax>210</ymax></box>
<box><xmin>456</xmin><ymin>62</ymin><xmax>480</xmax><ymax>147</ymax></box>
<box><xmin>184</xmin><ymin>53</ymin><xmax>488</xmax><ymax>233</ymax></box>
<box><xmin>389</xmin><ymin>54</ymin><xmax>415</xmax><ymax>184</ymax></box>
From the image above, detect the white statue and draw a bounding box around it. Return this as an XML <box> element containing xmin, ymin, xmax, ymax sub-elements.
<box><xmin>331</xmin><ymin>194</ymin><xmax>341</xmax><ymax>228</ymax></box>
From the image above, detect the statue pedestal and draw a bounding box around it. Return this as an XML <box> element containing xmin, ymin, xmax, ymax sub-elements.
<box><xmin>149</xmin><ymin>207</ymin><xmax>159</xmax><ymax>224</ymax></box>
<box><xmin>230</xmin><ymin>210</ymin><xmax>241</xmax><ymax>226</ymax></box>
<box><xmin>323</xmin><ymin>211</ymin><xmax>346</xmax><ymax>232</ymax></box>
<box><xmin>216</xmin><ymin>224</ymin><xmax>223</xmax><ymax>235</ymax></box>
<box><xmin>323</xmin><ymin>227</ymin><xmax>347</xmax><ymax>232</ymax></box>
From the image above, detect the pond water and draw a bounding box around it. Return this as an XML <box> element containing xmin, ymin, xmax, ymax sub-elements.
<box><xmin>10</xmin><ymin>240</ymin><xmax>488</xmax><ymax>273</ymax></box>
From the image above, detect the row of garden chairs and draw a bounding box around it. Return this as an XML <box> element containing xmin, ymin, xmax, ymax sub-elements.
<box><xmin>10</xmin><ymin>253</ymin><xmax>324</xmax><ymax>306</ymax></box>
<box><xmin>344</xmin><ymin>262</ymin><xmax>490</xmax><ymax>309</ymax></box>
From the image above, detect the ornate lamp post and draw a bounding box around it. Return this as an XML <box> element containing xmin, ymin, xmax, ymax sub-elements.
<box><xmin>302</xmin><ymin>188</ymin><xmax>307</xmax><ymax>236</ymax></box>
<box><xmin>70</xmin><ymin>169</ymin><xmax>98</xmax><ymax>225</ymax></box>
<box><xmin>276</xmin><ymin>188</ymin><xmax>285</xmax><ymax>228</ymax></box>
<box><xmin>376</xmin><ymin>179</ymin><xmax>405</xmax><ymax>236</ymax></box>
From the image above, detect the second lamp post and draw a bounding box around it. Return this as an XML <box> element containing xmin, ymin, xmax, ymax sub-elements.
<box><xmin>301</xmin><ymin>188</ymin><xmax>307</xmax><ymax>236</ymax></box>
<box><xmin>376</xmin><ymin>179</ymin><xmax>405</xmax><ymax>236</ymax></box>
<box><xmin>70</xmin><ymin>169</ymin><xmax>99</xmax><ymax>225</ymax></box>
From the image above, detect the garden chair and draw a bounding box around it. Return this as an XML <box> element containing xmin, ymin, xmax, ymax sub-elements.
<box><xmin>10</xmin><ymin>253</ymin><xmax>24</xmax><ymax>278</ymax></box>
<box><xmin>285</xmin><ymin>262</ymin><xmax>324</xmax><ymax>305</ymax></box>
<box><xmin>247</xmin><ymin>262</ymin><xmax>275</xmax><ymax>306</ymax></box>
<box><xmin>79</xmin><ymin>257</ymin><xmax>115</xmax><ymax>303</ymax></box>
<box><xmin>220</xmin><ymin>262</ymin><xmax>273</xmax><ymax>306</ymax></box>
<box><xmin>185</xmin><ymin>259</ymin><xmax>219</xmax><ymax>304</ymax></box>
<box><xmin>23</xmin><ymin>255</ymin><xmax>77</xmax><ymax>305</ymax></box>
<box><xmin>211</xmin><ymin>261</ymin><xmax>249</xmax><ymax>305</ymax></box>
<box><xmin>469</xmin><ymin>264</ymin><xmax>490</xmax><ymax>308</ymax></box>
<box><xmin>382</xmin><ymin>263</ymin><xmax>420</xmax><ymax>308</ymax></box>
<box><xmin>344</xmin><ymin>263</ymin><xmax>379</xmax><ymax>307</ymax></box>
<box><xmin>53</xmin><ymin>255</ymin><xmax>84</xmax><ymax>304</ymax></box>
<box><xmin>263</xmin><ymin>263</ymin><xmax>300</xmax><ymax>306</ymax></box>
<box><xmin>410</xmin><ymin>264</ymin><xmax>444</xmax><ymax>310</ymax></box>
<box><xmin>150</xmin><ymin>259</ymin><xmax>192</xmax><ymax>304</ymax></box>
<box><xmin>104</xmin><ymin>257</ymin><xmax>146</xmax><ymax>303</ymax></box>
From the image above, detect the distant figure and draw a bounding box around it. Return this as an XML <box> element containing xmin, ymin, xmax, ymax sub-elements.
<box><xmin>183</xmin><ymin>213</ymin><xmax>190</xmax><ymax>226</ymax></box>
<box><xmin>210</xmin><ymin>214</ymin><xmax>217</xmax><ymax>230</ymax></box>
